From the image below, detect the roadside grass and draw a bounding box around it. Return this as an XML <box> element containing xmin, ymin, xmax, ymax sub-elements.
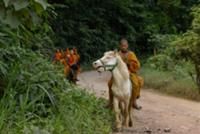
<box><xmin>0</xmin><ymin>88</ymin><xmax>113</xmax><ymax>134</ymax></box>
<box><xmin>0</xmin><ymin>46</ymin><xmax>113</xmax><ymax>134</ymax></box>
<box><xmin>81</xmin><ymin>62</ymin><xmax>200</xmax><ymax>101</ymax></box>
<box><xmin>54</xmin><ymin>89</ymin><xmax>114</xmax><ymax>134</ymax></box>
<box><xmin>140</xmin><ymin>67</ymin><xmax>200</xmax><ymax>101</ymax></box>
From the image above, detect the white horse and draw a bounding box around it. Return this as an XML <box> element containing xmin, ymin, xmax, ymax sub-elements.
<box><xmin>93</xmin><ymin>51</ymin><xmax>133</xmax><ymax>130</ymax></box>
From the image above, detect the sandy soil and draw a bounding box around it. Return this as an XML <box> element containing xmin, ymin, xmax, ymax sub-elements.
<box><xmin>77</xmin><ymin>71</ymin><xmax>200</xmax><ymax>134</ymax></box>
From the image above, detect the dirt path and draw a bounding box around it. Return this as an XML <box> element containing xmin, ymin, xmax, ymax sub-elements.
<box><xmin>77</xmin><ymin>71</ymin><xmax>200</xmax><ymax>134</ymax></box>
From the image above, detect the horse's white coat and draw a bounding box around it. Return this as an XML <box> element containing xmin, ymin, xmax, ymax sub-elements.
<box><xmin>93</xmin><ymin>51</ymin><xmax>133</xmax><ymax>129</ymax></box>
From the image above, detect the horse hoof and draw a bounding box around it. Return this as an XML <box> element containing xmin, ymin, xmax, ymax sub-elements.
<box><xmin>115</xmin><ymin>127</ymin><xmax>122</xmax><ymax>132</ymax></box>
<box><xmin>129</xmin><ymin>121</ymin><xmax>133</xmax><ymax>127</ymax></box>
<box><xmin>115</xmin><ymin>124</ymin><xmax>122</xmax><ymax>132</ymax></box>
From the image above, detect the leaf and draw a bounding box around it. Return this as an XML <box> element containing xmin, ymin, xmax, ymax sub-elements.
<box><xmin>37</xmin><ymin>84</ymin><xmax>55</xmax><ymax>106</ymax></box>
<box><xmin>34</xmin><ymin>0</ymin><xmax>48</xmax><ymax>10</ymax></box>
<box><xmin>3</xmin><ymin>11</ymin><xmax>21</xmax><ymax>28</ymax></box>
<box><xmin>0</xmin><ymin>5</ymin><xmax>6</xmax><ymax>21</ymax></box>
<box><xmin>30</xmin><ymin>11</ymin><xmax>41</xmax><ymax>24</ymax></box>
<box><xmin>0</xmin><ymin>61</ymin><xmax>8</xmax><ymax>76</ymax></box>
<box><xmin>3</xmin><ymin>0</ymin><xmax>10</xmax><ymax>7</ymax></box>
<box><xmin>0</xmin><ymin>32</ymin><xmax>7</xmax><ymax>37</ymax></box>
<box><xmin>13</xmin><ymin>1</ymin><xmax>29</xmax><ymax>11</ymax></box>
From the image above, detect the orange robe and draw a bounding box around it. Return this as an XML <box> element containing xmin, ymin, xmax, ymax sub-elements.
<box><xmin>68</xmin><ymin>54</ymin><xmax>76</xmax><ymax>66</ymax></box>
<box><xmin>119</xmin><ymin>51</ymin><xmax>142</xmax><ymax>98</ymax></box>
<box><xmin>54</xmin><ymin>51</ymin><xmax>62</xmax><ymax>61</ymax></box>
<box><xmin>108</xmin><ymin>51</ymin><xmax>143</xmax><ymax>100</ymax></box>
<box><xmin>60</xmin><ymin>59</ymin><xmax>70</xmax><ymax>77</ymax></box>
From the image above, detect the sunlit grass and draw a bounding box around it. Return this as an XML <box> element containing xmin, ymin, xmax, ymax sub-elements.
<box><xmin>140</xmin><ymin>67</ymin><xmax>200</xmax><ymax>101</ymax></box>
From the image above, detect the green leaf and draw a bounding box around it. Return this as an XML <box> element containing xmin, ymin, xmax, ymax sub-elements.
<box><xmin>0</xmin><ymin>5</ymin><xmax>5</xmax><ymax>21</ymax></box>
<box><xmin>30</xmin><ymin>11</ymin><xmax>41</xmax><ymax>24</ymax></box>
<box><xmin>13</xmin><ymin>1</ymin><xmax>29</xmax><ymax>11</ymax></box>
<box><xmin>34</xmin><ymin>0</ymin><xmax>48</xmax><ymax>10</ymax></box>
<box><xmin>3</xmin><ymin>0</ymin><xmax>10</xmax><ymax>7</ymax></box>
<box><xmin>0</xmin><ymin>32</ymin><xmax>7</xmax><ymax>37</ymax></box>
<box><xmin>4</xmin><ymin>11</ymin><xmax>21</xmax><ymax>28</ymax></box>
<box><xmin>37</xmin><ymin>84</ymin><xmax>55</xmax><ymax>106</ymax></box>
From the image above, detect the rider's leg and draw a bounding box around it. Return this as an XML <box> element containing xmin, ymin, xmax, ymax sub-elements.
<box><xmin>137</xmin><ymin>76</ymin><xmax>144</xmax><ymax>98</ymax></box>
<box><xmin>130</xmin><ymin>73</ymin><xmax>142</xmax><ymax>110</ymax></box>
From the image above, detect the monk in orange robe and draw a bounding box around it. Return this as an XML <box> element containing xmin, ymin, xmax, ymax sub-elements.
<box><xmin>107</xmin><ymin>38</ymin><xmax>144</xmax><ymax>110</ymax></box>
<box><xmin>65</xmin><ymin>48</ymin><xmax>71</xmax><ymax>60</ymax></box>
<box><xmin>73</xmin><ymin>48</ymin><xmax>81</xmax><ymax>74</ymax></box>
<box><xmin>54</xmin><ymin>49</ymin><xmax>62</xmax><ymax>63</ymax></box>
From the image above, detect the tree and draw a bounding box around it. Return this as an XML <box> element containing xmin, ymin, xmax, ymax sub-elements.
<box><xmin>49</xmin><ymin>0</ymin><xmax>198</xmax><ymax>62</ymax></box>
<box><xmin>173</xmin><ymin>5</ymin><xmax>200</xmax><ymax>92</ymax></box>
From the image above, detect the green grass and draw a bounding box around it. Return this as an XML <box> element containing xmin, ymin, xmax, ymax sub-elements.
<box><xmin>0</xmin><ymin>89</ymin><xmax>113</xmax><ymax>134</ymax></box>
<box><xmin>0</xmin><ymin>46</ymin><xmax>113</xmax><ymax>134</ymax></box>
<box><xmin>140</xmin><ymin>67</ymin><xmax>200</xmax><ymax>101</ymax></box>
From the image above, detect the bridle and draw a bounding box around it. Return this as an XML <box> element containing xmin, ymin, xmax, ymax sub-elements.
<box><xmin>99</xmin><ymin>59</ymin><xmax>118</xmax><ymax>72</ymax></box>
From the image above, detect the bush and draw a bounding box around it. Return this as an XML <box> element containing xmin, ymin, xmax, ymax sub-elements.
<box><xmin>140</xmin><ymin>67</ymin><xmax>200</xmax><ymax>101</ymax></box>
<box><xmin>0</xmin><ymin>45</ymin><xmax>113</xmax><ymax>133</ymax></box>
<box><xmin>172</xmin><ymin>5</ymin><xmax>200</xmax><ymax>91</ymax></box>
<box><xmin>0</xmin><ymin>1</ymin><xmax>113</xmax><ymax>133</ymax></box>
<box><xmin>49</xmin><ymin>0</ymin><xmax>198</xmax><ymax>62</ymax></box>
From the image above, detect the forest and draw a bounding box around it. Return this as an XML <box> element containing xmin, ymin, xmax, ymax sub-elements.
<box><xmin>0</xmin><ymin>0</ymin><xmax>200</xmax><ymax>133</ymax></box>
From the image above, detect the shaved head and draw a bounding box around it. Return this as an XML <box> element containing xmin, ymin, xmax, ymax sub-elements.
<box><xmin>119</xmin><ymin>38</ymin><xmax>129</xmax><ymax>52</ymax></box>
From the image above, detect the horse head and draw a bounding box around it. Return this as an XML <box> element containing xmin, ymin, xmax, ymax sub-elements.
<box><xmin>93</xmin><ymin>51</ymin><xmax>118</xmax><ymax>72</ymax></box>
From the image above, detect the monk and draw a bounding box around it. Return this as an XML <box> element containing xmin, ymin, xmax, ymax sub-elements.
<box><xmin>69</xmin><ymin>48</ymin><xmax>81</xmax><ymax>82</ymax></box>
<box><xmin>107</xmin><ymin>38</ymin><xmax>143</xmax><ymax>110</ymax></box>
<box><xmin>53</xmin><ymin>49</ymin><xmax>62</xmax><ymax>63</ymax></box>
<box><xmin>73</xmin><ymin>48</ymin><xmax>81</xmax><ymax>76</ymax></box>
<box><xmin>73</xmin><ymin>48</ymin><xmax>80</xmax><ymax>63</ymax></box>
<box><xmin>65</xmin><ymin>48</ymin><xmax>71</xmax><ymax>60</ymax></box>
<box><xmin>60</xmin><ymin>58</ymin><xmax>70</xmax><ymax>77</ymax></box>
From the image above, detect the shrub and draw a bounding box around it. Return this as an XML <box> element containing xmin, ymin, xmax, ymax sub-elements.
<box><xmin>0</xmin><ymin>45</ymin><xmax>113</xmax><ymax>133</ymax></box>
<box><xmin>140</xmin><ymin>67</ymin><xmax>200</xmax><ymax>101</ymax></box>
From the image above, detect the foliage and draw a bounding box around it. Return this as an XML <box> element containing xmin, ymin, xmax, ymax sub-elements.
<box><xmin>173</xmin><ymin>5</ymin><xmax>200</xmax><ymax>91</ymax></box>
<box><xmin>49</xmin><ymin>0</ymin><xmax>198</xmax><ymax>62</ymax></box>
<box><xmin>148</xmin><ymin>34</ymin><xmax>178</xmax><ymax>54</ymax></box>
<box><xmin>0</xmin><ymin>0</ymin><xmax>50</xmax><ymax>28</ymax></box>
<box><xmin>0</xmin><ymin>46</ymin><xmax>113</xmax><ymax>133</ymax></box>
<box><xmin>0</xmin><ymin>0</ymin><xmax>113</xmax><ymax>133</ymax></box>
<box><xmin>146</xmin><ymin>34</ymin><xmax>181</xmax><ymax>71</ymax></box>
<box><xmin>140</xmin><ymin>67</ymin><xmax>199</xmax><ymax>101</ymax></box>
<box><xmin>0</xmin><ymin>0</ymin><xmax>200</xmax><ymax>133</ymax></box>
<box><xmin>0</xmin><ymin>0</ymin><xmax>55</xmax><ymax>55</ymax></box>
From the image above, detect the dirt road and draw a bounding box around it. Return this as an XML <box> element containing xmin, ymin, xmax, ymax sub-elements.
<box><xmin>78</xmin><ymin>71</ymin><xmax>200</xmax><ymax>134</ymax></box>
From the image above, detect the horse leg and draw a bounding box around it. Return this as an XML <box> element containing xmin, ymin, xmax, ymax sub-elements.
<box><xmin>119</xmin><ymin>102</ymin><xmax>124</xmax><ymax>124</ymax></box>
<box><xmin>106</xmin><ymin>78</ymin><xmax>113</xmax><ymax>108</ymax></box>
<box><xmin>124</xmin><ymin>99</ymin><xmax>130</xmax><ymax>127</ymax></box>
<box><xmin>128</xmin><ymin>104</ymin><xmax>133</xmax><ymax>127</ymax></box>
<box><xmin>129</xmin><ymin>94</ymin><xmax>134</xmax><ymax>127</ymax></box>
<box><xmin>113</xmin><ymin>97</ymin><xmax>122</xmax><ymax>130</ymax></box>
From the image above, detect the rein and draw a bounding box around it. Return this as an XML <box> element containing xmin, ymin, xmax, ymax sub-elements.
<box><xmin>99</xmin><ymin>59</ymin><xmax>118</xmax><ymax>72</ymax></box>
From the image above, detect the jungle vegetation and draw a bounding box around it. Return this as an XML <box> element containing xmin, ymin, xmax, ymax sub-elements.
<box><xmin>0</xmin><ymin>0</ymin><xmax>200</xmax><ymax>133</ymax></box>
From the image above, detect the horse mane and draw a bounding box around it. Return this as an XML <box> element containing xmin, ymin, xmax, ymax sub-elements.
<box><xmin>115</xmin><ymin>53</ymin><xmax>129</xmax><ymax>80</ymax></box>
